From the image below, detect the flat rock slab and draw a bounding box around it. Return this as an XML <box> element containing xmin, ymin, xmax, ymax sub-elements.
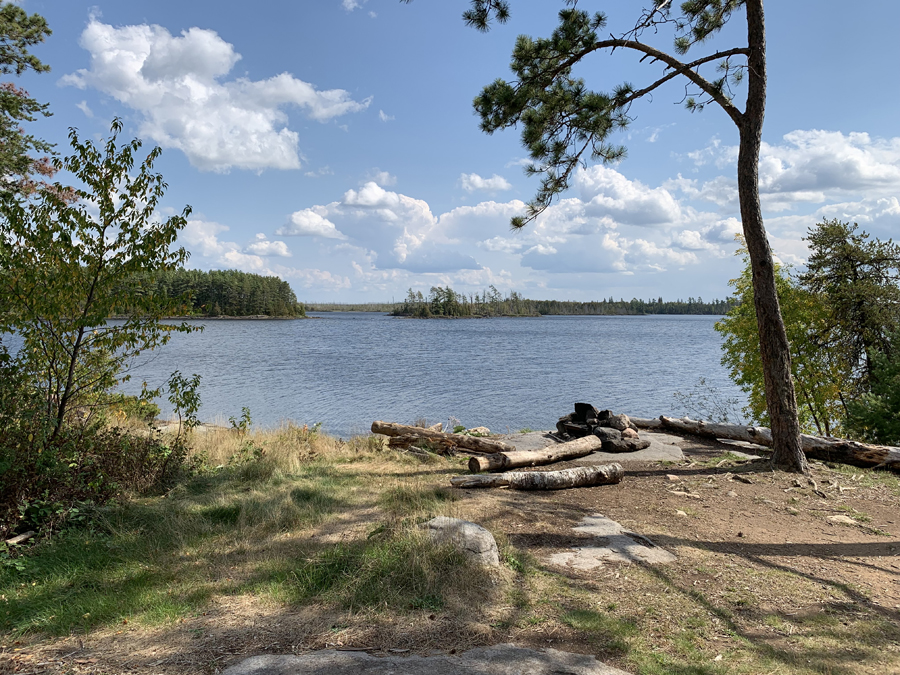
<box><xmin>548</xmin><ymin>514</ymin><xmax>676</xmax><ymax>569</ymax></box>
<box><xmin>574</xmin><ymin>431</ymin><xmax>684</xmax><ymax>464</ymax></box>
<box><xmin>220</xmin><ymin>644</ymin><xmax>631</xmax><ymax>675</ymax></box>
<box><xmin>497</xmin><ymin>431</ymin><xmax>684</xmax><ymax>463</ymax></box>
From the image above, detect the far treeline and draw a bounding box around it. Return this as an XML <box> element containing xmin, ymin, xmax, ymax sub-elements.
<box><xmin>148</xmin><ymin>269</ymin><xmax>305</xmax><ymax>317</ymax></box>
<box><xmin>391</xmin><ymin>286</ymin><xmax>735</xmax><ymax>318</ymax></box>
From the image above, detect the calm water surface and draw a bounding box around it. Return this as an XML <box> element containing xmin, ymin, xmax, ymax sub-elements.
<box><xmin>116</xmin><ymin>312</ymin><xmax>741</xmax><ymax>437</ymax></box>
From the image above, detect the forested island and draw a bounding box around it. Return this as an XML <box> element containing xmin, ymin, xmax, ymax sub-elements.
<box><xmin>390</xmin><ymin>286</ymin><xmax>736</xmax><ymax>318</ymax></box>
<box><xmin>149</xmin><ymin>269</ymin><xmax>305</xmax><ymax>317</ymax></box>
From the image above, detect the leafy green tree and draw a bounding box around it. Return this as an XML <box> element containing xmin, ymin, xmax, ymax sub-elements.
<box><xmin>801</xmin><ymin>219</ymin><xmax>900</xmax><ymax>395</ymax></box>
<box><xmin>0</xmin><ymin>119</ymin><xmax>198</xmax><ymax>439</ymax></box>
<box><xmin>441</xmin><ymin>0</ymin><xmax>807</xmax><ymax>472</ymax></box>
<box><xmin>716</xmin><ymin>242</ymin><xmax>849</xmax><ymax>436</ymax></box>
<box><xmin>0</xmin><ymin>3</ymin><xmax>54</xmax><ymax>195</ymax></box>
<box><xmin>845</xmin><ymin>332</ymin><xmax>900</xmax><ymax>445</ymax></box>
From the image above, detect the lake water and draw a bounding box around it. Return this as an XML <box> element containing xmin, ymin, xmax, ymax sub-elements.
<box><xmin>113</xmin><ymin>312</ymin><xmax>743</xmax><ymax>438</ymax></box>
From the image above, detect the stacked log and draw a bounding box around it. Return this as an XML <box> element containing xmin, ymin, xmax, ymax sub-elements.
<box><xmin>451</xmin><ymin>463</ymin><xmax>624</xmax><ymax>490</ymax></box>
<box><xmin>371</xmin><ymin>421</ymin><xmax>517</xmax><ymax>455</ymax></box>
<box><xmin>632</xmin><ymin>416</ymin><xmax>900</xmax><ymax>471</ymax></box>
<box><xmin>468</xmin><ymin>435</ymin><xmax>603</xmax><ymax>472</ymax></box>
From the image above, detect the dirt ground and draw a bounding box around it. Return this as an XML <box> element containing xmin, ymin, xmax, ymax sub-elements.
<box><xmin>3</xmin><ymin>432</ymin><xmax>899</xmax><ymax>675</ymax></box>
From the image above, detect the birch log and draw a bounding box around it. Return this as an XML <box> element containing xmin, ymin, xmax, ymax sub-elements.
<box><xmin>371</xmin><ymin>421</ymin><xmax>517</xmax><ymax>454</ymax></box>
<box><xmin>451</xmin><ymin>463</ymin><xmax>624</xmax><ymax>490</ymax></box>
<box><xmin>637</xmin><ymin>416</ymin><xmax>900</xmax><ymax>471</ymax></box>
<box><xmin>468</xmin><ymin>435</ymin><xmax>603</xmax><ymax>473</ymax></box>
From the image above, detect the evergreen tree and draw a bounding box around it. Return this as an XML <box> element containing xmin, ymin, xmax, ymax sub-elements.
<box><xmin>0</xmin><ymin>4</ymin><xmax>54</xmax><ymax>196</ymax></box>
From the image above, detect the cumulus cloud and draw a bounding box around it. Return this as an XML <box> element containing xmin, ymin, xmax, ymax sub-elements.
<box><xmin>244</xmin><ymin>234</ymin><xmax>292</xmax><ymax>257</ymax></box>
<box><xmin>277</xmin><ymin>210</ymin><xmax>347</xmax><ymax>239</ymax></box>
<box><xmin>460</xmin><ymin>172</ymin><xmax>512</xmax><ymax>193</ymax></box>
<box><xmin>673</xmin><ymin>130</ymin><xmax>900</xmax><ymax>211</ymax></box>
<box><xmin>575</xmin><ymin>165</ymin><xmax>681</xmax><ymax>226</ymax></box>
<box><xmin>61</xmin><ymin>19</ymin><xmax>371</xmax><ymax>172</ymax></box>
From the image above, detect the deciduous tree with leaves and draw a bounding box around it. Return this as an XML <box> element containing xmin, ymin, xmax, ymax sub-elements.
<box><xmin>435</xmin><ymin>0</ymin><xmax>808</xmax><ymax>472</ymax></box>
<box><xmin>0</xmin><ymin>119</ymin><xmax>198</xmax><ymax>439</ymax></box>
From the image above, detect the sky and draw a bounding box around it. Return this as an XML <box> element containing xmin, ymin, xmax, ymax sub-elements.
<box><xmin>10</xmin><ymin>0</ymin><xmax>900</xmax><ymax>303</ymax></box>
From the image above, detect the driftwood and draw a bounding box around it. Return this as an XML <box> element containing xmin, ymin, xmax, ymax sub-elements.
<box><xmin>468</xmin><ymin>435</ymin><xmax>603</xmax><ymax>473</ymax></box>
<box><xmin>451</xmin><ymin>463</ymin><xmax>623</xmax><ymax>490</ymax></box>
<box><xmin>371</xmin><ymin>421</ymin><xmax>517</xmax><ymax>455</ymax></box>
<box><xmin>633</xmin><ymin>416</ymin><xmax>900</xmax><ymax>471</ymax></box>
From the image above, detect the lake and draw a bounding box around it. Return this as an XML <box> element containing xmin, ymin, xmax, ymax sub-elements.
<box><xmin>114</xmin><ymin>312</ymin><xmax>743</xmax><ymax>438</ymax></box>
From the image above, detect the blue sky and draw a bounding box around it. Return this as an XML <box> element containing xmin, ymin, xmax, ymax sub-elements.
<box><xmin>12</xmin><ymin>0</ymin><xmax>900</xmax><ymax>303</ymax></box>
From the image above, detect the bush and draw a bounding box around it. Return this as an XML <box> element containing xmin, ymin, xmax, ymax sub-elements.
<box><xmin>0</xmin><ymin>364</ymin><xmax>189</xmax><ymax>539</ymax></box>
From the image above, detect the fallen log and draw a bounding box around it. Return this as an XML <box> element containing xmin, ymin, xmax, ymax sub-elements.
<box><xmin>468</xmin><ymin>435</ymin><xmax>603</xmax><ymax>473</ymax></box>
<box><xmin>451</xmin><ymin>463</ymin><xmax>624</xmax><ymax>490</ymax></box>
<box><xmin>641</xmin><ymin>416</ymin><xmax>900</xmax><ymax>471</ymax></box>
<box><xmin>371</xmin><ymin>421</ymin><xmax>517</xmax><ymax>455</ymax></box>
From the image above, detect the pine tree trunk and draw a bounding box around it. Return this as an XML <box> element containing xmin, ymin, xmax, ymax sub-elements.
<box><xmin>739</xmin><ymin>0</ymin><xmax>808</xmax><ymax>474</ymax></box>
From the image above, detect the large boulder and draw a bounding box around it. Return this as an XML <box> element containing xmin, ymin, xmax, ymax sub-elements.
<box><xmin>604</xmin><ymin>413</ymin><xmax>637</xmax><ymax>432</ymax></box>
<box><xmin>592</xmin><ymin>427</ymin><xmax>622</xmax><ymax>442</ymax></box>
<box><xmin>424</xmin><ymin>517</ymin><xmax>500</xmax><ymax>566</ymax></box>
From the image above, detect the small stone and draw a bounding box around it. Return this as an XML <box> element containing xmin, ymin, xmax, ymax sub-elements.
<box><xmin>827</xmin><ymin>515</ymin><xmax>857</xmax><ymax>525</ymax></box>
<box><xmin>466</xmin><ymin>426</ymin><xmax>490</xmax><ymax>436</ymax></box>
<box><xmin>621</xmin><ymin>427</ymin><xmax>639</xmax><ymax>439</ymax></box>
<box><xmin>676</xmin><ymin>510</ymin><xmax>688</xmax><ymax>517</ymax></box>
<box><xmin>601</xmin><ymin>438</ymin><xmax>651</xmax><ymax>453</ymax></box>
<box><xmin>666</xmin><ymin>474</ymin><xmax>680</xmax><ymax>482</ymax></box>
<box><xmin>726</xmin><ymin>490</ymin><xmax>738</xmax><ymax>497</ymax></box>
<box><xmin>786</xmin><ymin>507</ymin><xmax>800</xmax><ymax>515</ymax></box>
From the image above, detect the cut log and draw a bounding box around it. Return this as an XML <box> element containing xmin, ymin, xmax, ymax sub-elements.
<box><xmin>650</xmin><ymin>416</ymin><xmax>900</xmax><ymax>471</ymax></box>
<box><xmin>371</xmin><ymin>421</ymin><xmax>517</xmax><ymax>455</ymax></box>
<box><xmin>468</xmin><ymin>435</ymin><xmax>603</xmax><ymax>473</ymax></box>
<box><xmin>387</xmin><ymin>435</ymin><xmax>456</xmax><ymax>454</ymax></box>
<box><xmin>451</xmin><ymin>463</ymin><xmax>624</xmax><ymax>490</ymax></box>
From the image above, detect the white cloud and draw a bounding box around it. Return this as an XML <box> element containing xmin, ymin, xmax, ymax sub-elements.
<box><xmin>672</xmin><ymin>131</ymin><xmax>900</xmax><ymax>212</ymax></box>
<box><xmin>62</xmin><ymin>19</ymin><xmax>371</xmax><ymax>172</ymax></box>
<box><xmin>575</xmin><ymin>165</ymin><xmax>681</xmax><ymax>226</ymax></box>
<box><xmin>75</xmin><ymin>100</ymin><xmax>93</xmax><ymax>118</ymax></box>
<box><xmin>342</xmin><ymin>0</ymin><xmax>366</xmax><ymax>10</ymax></box>
<box><xmin>378</xmin><ymin>110</ymin><xmax>394</xmax><ymax>122</ymax></box>
<box><xmin>366</xmin><ymin>169</ymin><xmax>397</xmax><ymax>186</ymax></box>
<box><xmin>244</xmin><ymin>234</ymin><xmax>292</xmax><ymax>257</ymax></box>
<box><xmin>277</xmin><ymin>210</ymin><xmax>347</xmax><ymax>239</ymax></box>
<box><xmin>460</xmin><ymin>172</ymin><xmax>513</xmax><ymax>193</ymax></box>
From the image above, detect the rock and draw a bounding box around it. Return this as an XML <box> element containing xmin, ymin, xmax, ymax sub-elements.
<box><xmin>604</xmin><ymin>414</ymin><xmax>637</xmax><ymax>432</ymax></box>
<box><xmin>466</xmin><ymin>426</ymin><xmax>490</xmax><ymax>436</ymax></box>
<box><xmin>574</xmin><ymin>402</ymin><xmax>600</xmax><ymax>421</ymax></box>
<box><xmin>221</xmin><ymin>644</ymin><xmax>631</xmax><ymax>675</ymax></box>
<box><xmin>424</xmin><ymin>517</ymin><xmax>500</xmax><ymax>566</ymax></box>
<box><xmin>666</xmin><ymin>474</ymin><xmax>680</xmax><ymax>482</ymax></box>
<box><xmin>621</xmin><ymin>427</ymin><xmax>639</xmax><ymax>439</ymax></box>
<box><xmin>427</xmin><ymin>422</ymin><xmax>443</xmax><ymax>432</ymax></box>
<box><xmin>592</xmin><ymin>427</ymin><xmax>622</xmax><ymax>442</ymax></box>
<box><xmin>827</xmin><ymin>515</ymin><xmax>857</xmax><ymax>525</ymax></box>
<box><xmin>556</xmin><ymin>413</ymin><xmax>576</xmax><ymax>436</ymax></box>
<box><xmin>597</xmin><ymin>409</ymin><xmax>614</xmax><ymax>423</ymax></box>
<box><xmin>726</xmin><ymin>490</ymin><xmax>738</xmax><ymax>497</ymax></box>
<box><xmin>676</xmin><ymin>510</ymin><xmax>688</xmax><ymax>517</ymax></box>
<box><xmin>600</xmin><ymin>438</ymin><xmax>651</xmax><ymax>453</ymax></box>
